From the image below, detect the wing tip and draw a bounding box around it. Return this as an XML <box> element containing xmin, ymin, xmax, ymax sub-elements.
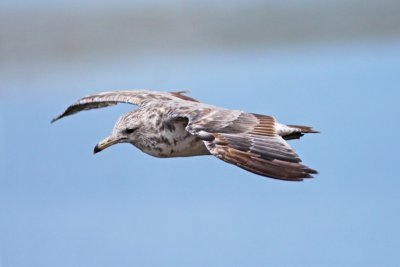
<box><xmin>51</xmin><ymin>110</ymin><xmax>69</xmax><ymax>124</ymax></box>
<box><xmin>258</xmin><ymin>161</ymin><xmax>318</xmax><ymax>182</ymax></box>
<box><xmin>169</xmin><ymin>91</ymin><xmax>200</xmax><ymax>103</ymax></box>
<box><xmin>51</xmin><ymin>115</ymin><xmax>62</xmax><ymax>124</ymax></box>
<box><xmin>295</xmin><ymin>166</ymin><xmax>318</xmax><ymax>181</ymax></box>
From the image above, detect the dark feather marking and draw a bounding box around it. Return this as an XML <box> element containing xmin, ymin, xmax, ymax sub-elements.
<box><xmin>219</xmin><ymin>134</ymin><xmax>301</xmax><ymax>163</ymax></box>
<box><xmin>170</xmin><ymin>91</ymin><xmax>200</xmax><ymax>103</ymax></box>
<box><xmin>283</xmin><ymin>132</ymin><xmax>304</xmax><ymax>140</ymax></box>
<box><xmin>165</xmin><ymin>122</ymin><xmax>176</xmax><ymax>132</ymax></box>
<box><xmin>204</xmin><ymin>131</ymin><xmax>315</xmax><ymax>181</ymax></box>
<box><xmin>160</xmin><ymin>136</ymin><xmax>171</xmax><ymax>146</ymax></box>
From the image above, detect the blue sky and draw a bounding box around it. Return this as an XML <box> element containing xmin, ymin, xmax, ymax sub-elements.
<box><xmin>1</xmin><ymin>40</ymin><xmax>400</xmax><ymax>266</ymax></box>
<box><xmin>0</xmin><ymin>0</ymin><xmax>336</xmax><ymax>10</ymax></box>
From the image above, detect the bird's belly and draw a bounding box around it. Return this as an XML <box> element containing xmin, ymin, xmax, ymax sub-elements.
<box><xmin>142</xmin><ymin>135</ymin><xmax>210</xmax><ymax>158</ymax></box>
<box><xmin>170</xmin><ymin>137</ymin><xmax>211</xmax><ymax>157</ymax></box>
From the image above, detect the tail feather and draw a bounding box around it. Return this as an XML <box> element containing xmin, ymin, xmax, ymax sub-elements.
<box><xmin>277</xmin><ymin>124</ymin><xmax>319</xmax><ymax>140</ymax></box>
<box><xmin>287</xmin><ymin>125</ymin><xmax>320</xmax><ymax>134</ymax></box>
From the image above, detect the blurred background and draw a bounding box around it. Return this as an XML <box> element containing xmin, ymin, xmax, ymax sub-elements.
<box><xmin>1</xmin><ymin>0</ymin><xmax>400</xmax><ymax>266</ymax></box>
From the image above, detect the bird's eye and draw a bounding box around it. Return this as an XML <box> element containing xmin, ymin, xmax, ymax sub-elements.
<box><xmin>124</xmin><ymin>127</ymin><xmax>137</xmax><ymax>134</ymax></box>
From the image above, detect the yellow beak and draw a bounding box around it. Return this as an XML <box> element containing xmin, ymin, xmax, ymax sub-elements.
<box><xmin>93</xmin><ymin>136</ymin><xmax>123</xmax><ymax>154</ymax></box>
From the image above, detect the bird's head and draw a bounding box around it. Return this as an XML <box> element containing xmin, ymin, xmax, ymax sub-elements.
<box><xmin>93</xmin><ymin>112</ymin><xmax>142</xmax><ymax>154</ymax></box>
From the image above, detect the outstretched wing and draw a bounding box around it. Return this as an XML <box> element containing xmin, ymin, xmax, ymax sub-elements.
<box><xmin>171</xmin><ymin>108</ymin><xmax>317</xmax><ymax>181</ymax></box>
<box><xmin>51</xmin><ymin>90</ymin><xmax>198</xmax><ymax>123</ymax></box>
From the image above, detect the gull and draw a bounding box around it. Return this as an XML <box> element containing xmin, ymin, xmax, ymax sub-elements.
<box><xmin>52</xmin><ymin>90</ymin><xmax>318</xmax><ymax>181</ymax></box>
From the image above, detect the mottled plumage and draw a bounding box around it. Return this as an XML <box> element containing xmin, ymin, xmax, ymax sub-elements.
<box><xmin>52</xmin><ymin>90</ymin><xmax>319</xmax><ymax>181</ymax></box>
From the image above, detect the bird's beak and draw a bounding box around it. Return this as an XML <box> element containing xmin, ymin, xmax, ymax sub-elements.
<box><xmin>93</xmin><ymin>136</ymin><xmax>123</xmax><ymax>154</ymax></box>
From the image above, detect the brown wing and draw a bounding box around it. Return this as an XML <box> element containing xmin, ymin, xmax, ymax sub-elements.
<box><xmin>205</xmin><ymin>133</ymin><xmax>317</xmax><ymax>181</ymax></box>
<box><xmin>51</xmin><ymin>90</ymin><xmax>199</xmax><ymax>123</ymax></box>
<box><xmin>181</xmin><ymin>110</ymin><xmax>317</xmax><ymax>181</ymax></box>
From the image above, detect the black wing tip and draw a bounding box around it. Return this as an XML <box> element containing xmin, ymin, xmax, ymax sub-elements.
<box><xmin>50</xmin><ymin>112</ymin><xmax>67</xmax><ymax>124</ymax></box>
<box><xmin>270</xmin><ymin>166</ymin><xmax>318</xmax><ymax>182</ymax></box>
<box><xmin>51</xmin><ymin>116</ymin><xmax>60</xmax><ymax>124</ymax></box>
<box><xmin>248</xmin><ymin>165</ymin><xmax>318</xmax><ymax>182</ymax></box>
<box><xmin>301</xmin><ymin>167</ymin><xmax>318</xmax><ymax>179</ymax></box>
<box><xmin>51</xmin><ymin>106</ymin><xmax>75</xmax><ymax>124</ymax></box>
<box><xmin>306</xmin><ymin>167</ymin><xmax>318</xmax><ymax>175</ymax></box>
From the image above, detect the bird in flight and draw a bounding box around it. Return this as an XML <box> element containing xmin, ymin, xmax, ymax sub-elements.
<box><xmin>52</xmin><ymin>90</ymin><xmax>318</xmax><ymax>181</ymax></box>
